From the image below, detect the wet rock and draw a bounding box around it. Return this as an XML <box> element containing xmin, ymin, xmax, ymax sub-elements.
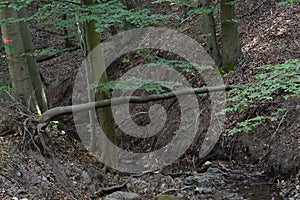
<box><xmin>229</xmin><ymin>173</ymin><xmax>245</xmax><ymax>180</ymax></box>
<box><xmin>215</xmin><ymin>191</ymin><xmax>243</xmax><ymax>200</ymax></box>
<box><xmin>183</xmin><ymin>177</ymin><xmax>199</xmax><ymax>186</ymax></box>
<box><xmin>157</xmin><ymin>194</ymin><xmax>182</xmax><ymax>200</ymax></box>
<box><xmin>195</xmin><ymin>187</ymin><xmax>214</xmax><ymax>194</ymax></box>
<box><xmin>198</xmin><ymin>161</ymin><xmax>213</xmax><ymax>172</ymax></box>
<box><xmin>87</xmin><ymin>184</ymin><xmax>95</xmax><ymax>194</ymax></box>
<box><xmin>104</xmin><ymin>191</ymin><xmax>140</xmax><ymax>200</ymax></box>
<box><xmin>176</xmin><ymin>193</ymin><xmax>184</xmax><ymax>198</ymax></box>
<box><xmin>203</xmin><ymin>161</ymin><xmax>213</xmax><ymax>167</ymax></box>
<box><xmin>81</xmin><ymin>170</ymin><xmax>91</xmax><ymax>185</ymax></box>
<box><xmin>153</xmin><ymin>173</ymin><xmax>165</xmax><ymax>181</ymax></box>
<box><xmin>207</xmin><ymin>167</ymin><xmax>219</xmax><ymax>173</ymax></box>
<box><xmin>17</xmin><ymin>189</ymin><xmax>27</xmax><ymax>195</ymax></box>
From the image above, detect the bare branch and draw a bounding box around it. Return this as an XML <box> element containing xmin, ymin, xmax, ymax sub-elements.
<box><xmin>39</xmin><ymin>84</ymin><xmax>246</xmax><ymax>123</ymax></box>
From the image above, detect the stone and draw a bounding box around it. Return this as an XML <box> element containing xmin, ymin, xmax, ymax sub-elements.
<box><xmin>157</xmin><ymin>194</ymin><xmax>182</xmax><ymax>200</ymax></box>
<box><xmin>81</xmin><ymin>170</ymin><xmax>91</xmax><ymax>185</ymax></box>
<box><xmin>104</xmin><ymin>191</ymin><xmax>140</xmax><ymax>200</ymax></box>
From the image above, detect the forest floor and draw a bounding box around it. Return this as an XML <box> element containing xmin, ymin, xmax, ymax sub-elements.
<box><xmin>0</xmin><ymin>0</ymin><xmax>299</xmax><ymax>199</ymax></box>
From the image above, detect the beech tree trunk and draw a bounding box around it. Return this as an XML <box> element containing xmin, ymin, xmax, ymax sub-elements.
<box><xmin>202</xmin><ymin>0</ymin><xmax>221</xmax><ymax>66</ymax></box>
<box><xmin>0</xmin><ymin>0</ymin><xmax>48</xmax><ymax>113</ymax></box>
<box><xmin>82</xmin><ymin>0</ymin><xmax>116</xmax><ymax>163</ymax></box>
<box><xmin>220</xmin><ymin>0</ymin><xmax>241</xmax><ymax>73</ymax></box>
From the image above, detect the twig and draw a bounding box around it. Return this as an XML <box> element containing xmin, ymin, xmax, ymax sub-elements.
<box><xmin>272</xmin><ymin>110</ymin><xmax>288</xmax><ymax>138</ymax></box>
<box><xmin>54</xmin><ymin>0</ymin><xmax>81</xmax><ymax>6</ymax></box>
<box><xmin>22</xmin><ymin>118</ymin><xmax>42</xmax><ymax>154</ymax></box>
<box><xmin>157</xmin><ymin>185</ymin><xmax>195</xmax><ymax>196</ymax></box>
<box><xmin>36</xmin><ymin>46</ymin><xmax>80</xmax><ymax>63</ymax></box>
<box><xmin>3</xmin><ymin>90</ymin><xmax>17</xmax><ymax>103</ymax></box>
<box><xmin>162</xmin><ymin>171</ymin><xmax>193</xmax><ymax>177</ymax></box>
<box><xmin>29</xmin><ymin>26</ymin><xmax>65</xmax><ymax>37</ymax></box>
<box><xmin>0</xmin><ymin>130</ymin><xmax>14</xmax><ymax>137</ymax></box>
<box><xmin>218</xmin><ymin>162</ymin><xmax>232</xmax><ymax>172</ymax></box>
<box><xmin>239</xmin><ymin>0</ymin><xmax>269</xmax><ymax>18</ymax></box>
<box><xmin>0</xmin><ymin>172</ymin><xmax>22</xmax><ymax>188</ymax></box>
<box><xmin>95</xmin><ymin>171</ymin><xmax>152</xmax><ymax>194</ymax></box>
<box><xmin>179</xmin><ymin>14</ymin><xmax>195</xmax><ymax>25</ymax></box>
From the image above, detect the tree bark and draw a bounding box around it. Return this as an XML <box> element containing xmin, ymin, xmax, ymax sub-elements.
<box><xmin>0</xmin><ymin>0</ymin><xmax>48</xmax><ymax>113</ymax></box>
<box><xmin>220</xmin><ymin>0</ymin><xmax>241</xmax><ymax>73</ymax></box>
<box><xmin>18</xmin><ymin>6</ymin><xmax>48</xmax><ymax>113</ymax></box>
<box><xmin>82</xmin><ymin>0</ymin><xmax>116</xmax><ymax>162</ymax></box>
<box><xmin>202</xmin><ymin>0</ymin><xmax>221</xmax><ymax>66</ymax></box>
<box><xmin>39</xmin><ymin>84</ymin><xmax>248</xmax><ymax>124</ymax></box>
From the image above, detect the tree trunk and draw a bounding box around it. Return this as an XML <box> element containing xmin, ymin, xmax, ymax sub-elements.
<box><xmin>18</xmin><ymin>6</ymin><xmax>48</xmax><ymax>113</ymax></box>
<box><xmin>82</xmin><ymin>0</ymin><xmax>116</xmax><ymax>165</ymax></box>
<box><xmin>202</xmin><ymin>0</ymin><xmax>221</xmax><ymax>66</ymax></box>
<box><xmin>0</xmin><ymin>0</ymin><xmax>48</xmax><ymax>113</ymax></box>
<box><xmin>62</xmin><ymin>14</ymin><xmax>71</xmax><ymax>48</ymax></box>
<box><xmin>220</xmin><ymin>0</ymin><xmax>241</xmax><ymax>73</ymax></box>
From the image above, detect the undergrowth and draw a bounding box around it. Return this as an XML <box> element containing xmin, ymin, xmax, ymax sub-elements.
<box><xmin>223</xmin><ymin>59</ymin><xmax>300</xmax><ymax>135</ymax></box>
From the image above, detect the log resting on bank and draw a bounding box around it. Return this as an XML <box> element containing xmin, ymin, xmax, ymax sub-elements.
<box><xmin>39</xmin><ymin>84</ymin><xmax>249</xmax><ymax>124</ymax></box>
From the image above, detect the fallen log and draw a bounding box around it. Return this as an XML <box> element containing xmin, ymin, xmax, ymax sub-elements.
<box><xmin>39</xmin><ymin>84</ymin><xmax>247</xmax><ymax>124</ymax></box>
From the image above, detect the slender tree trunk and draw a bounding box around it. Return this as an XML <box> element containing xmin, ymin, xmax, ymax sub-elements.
<box><xmin>82</xmin><ymin>0</ymin><xmax>116</xmax><ymax>166</ymax></box>
<box><xmin>202</xmin><ymin>0</ymin><xmax>221</xmax><ymax>66</ymax></box>
<box><xmin>220</xmin><ymin>0</ymin><xmax>241</xmax><ymax>73</ymax></box>
<box><xmin>0</xmin><ymin>0</ymin><xmax>48</xmax><ymax>113</ymax></box>
<box><xmin>18</xmin><ymin>6</ymin><xmax>48</xmax><ymax>113</ymax></box>
<box><xmin>183</xmin><ymin>0</ymin><xmax>189</xmax><ymax>17</ymax></box>
<box><xmin>63</xmin><ymin>14</ymin><xmax>71</xmax><ymax>48</ymax></box>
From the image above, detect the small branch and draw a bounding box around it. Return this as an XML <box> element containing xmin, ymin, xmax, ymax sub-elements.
<box><xmin>157</xmin><ymin>185</ymin><xmax>196</xmax><ymax>196</ymax></box>
<box><xmin>239</xmin><ymin>0</ymin><xmax>269</xmax><ymax>18</ymax></box>
<box><xmin>53</xmin><ymin>0</ymin><xmax>81</xmax><ymax>6</ymax></box>
<box><xmin>0</xmin><ymin>172</ymin><xmax>22</xmax><ymax>189</ymax></box>
<box><xmin>272</xmin><ymin>110</ymin><xmax>288</xmax><ymax>138</ymax></box>
<box><xmin>30</xmin><ymin>26</ymin><xmax>65</xmax><ymax>37</ymax></box>
<box><xmin>95</xmin><ymin>171</ymin><xmax>152</xmax><ymax>194</ymax></box>
<box><xmin>39</xmin><ymin>84</ymin><xmax>245</xmax><ymax>124</ymax></box>
<box><xmin>36</xmin><ymin>46</ymin><xmax>80</xmax><ymax>63</ymax></box>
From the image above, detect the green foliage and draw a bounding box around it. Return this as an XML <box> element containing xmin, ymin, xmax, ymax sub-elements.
<box><xmin>95</xmin><ymin>48</ymin><xmax>214</xmax><ymax>93</ymax></box>
<box><xmin>0</xmin><ymin>0</ymin><xmax>177</xmax><ymax>75</ymax></box>
<box><xmin>0</xmin><ymin>73</ymin><xmax>11</xmax><ymax>101</ymax></box>
<box><xmin>152</xmin><ymin>0</ymin><xmax>192</xmax><ymax>6</ymax></box>
<box><xmin>94</xmin><ymin>76</ymin><xmax>182</xmax><ymax>93</ymax></box>
<box><xmin>153</xmin><ymin>0</ymin><xmax>209</xmax><ymax>17</ymax></box>
<box><xmin>137</xmin><ymin>49</ymin><xmax>213</xmax><ymax>73</ymax></box>
<box><xmin>25</xmin><ymin>48</ymin><xmax>76</xmax><ymax>57</ymax></box>
<box><xmin>0</xmin><ymin>85</ymin><xmax>10</xmax><ymax>98</ymax></box>
<box><xmin>173</xmin><ymin>126</ymin><xmax>188</xmax><ymax>135</ymax></box>
<box><xmin>145</xmin><ymin>55</ymin><xmax>201</xmax><ymax>75</ymax></box>
<box><xmin>219</xmin><ymin>60</ymin><xmax>236</xmax><ymax>74</ymax></box>
<box><xmin>15</xmin><ymin>0</ymin><xmax>174</xmax><ymax>32</ymax></box>
<box><xmin>222</xmin><ymin>1</ymin><xmax>236</xmax><ymax>6</ymax></box>
<box><xmin>0</xmin><ymin>0</ymin><xmax>34</xmax><ymax>10</ymax></box>
<box><xmin>221</xmin><ymin>19</ymin><xmax>238</xmax><ymax>24</ymax></box>
<box><xmin>94</xmin><ymin>48</ymin><xmax>215</xmax><ymax>94</ymax></box>
<box><xmin>277</xmin><ymin>0</ymin><xmax>300</xmax><ymax>5</ymax></box>
<box><xmin>188</xmin><ymin>8</ymin><xmax>213</xmax><ymax>16</ymax></box>
<box><xmin>223</xmin><ymin>59</ymin><xmax>300</xmax><ymax>135</ymax></box>
<box><xmin>122</xmin><ymin>58</ymin><xmax>131</xmax><ymax>63</ymax></box>
<box><xmin>48</xmin><ymin>120</ymin><xmax>59</xmax><ymax>130</ymax></box>
<box><xmin>0</xmin><ymin>0</ymin><xmax>176</xmax><ymax>60</ymax></box>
